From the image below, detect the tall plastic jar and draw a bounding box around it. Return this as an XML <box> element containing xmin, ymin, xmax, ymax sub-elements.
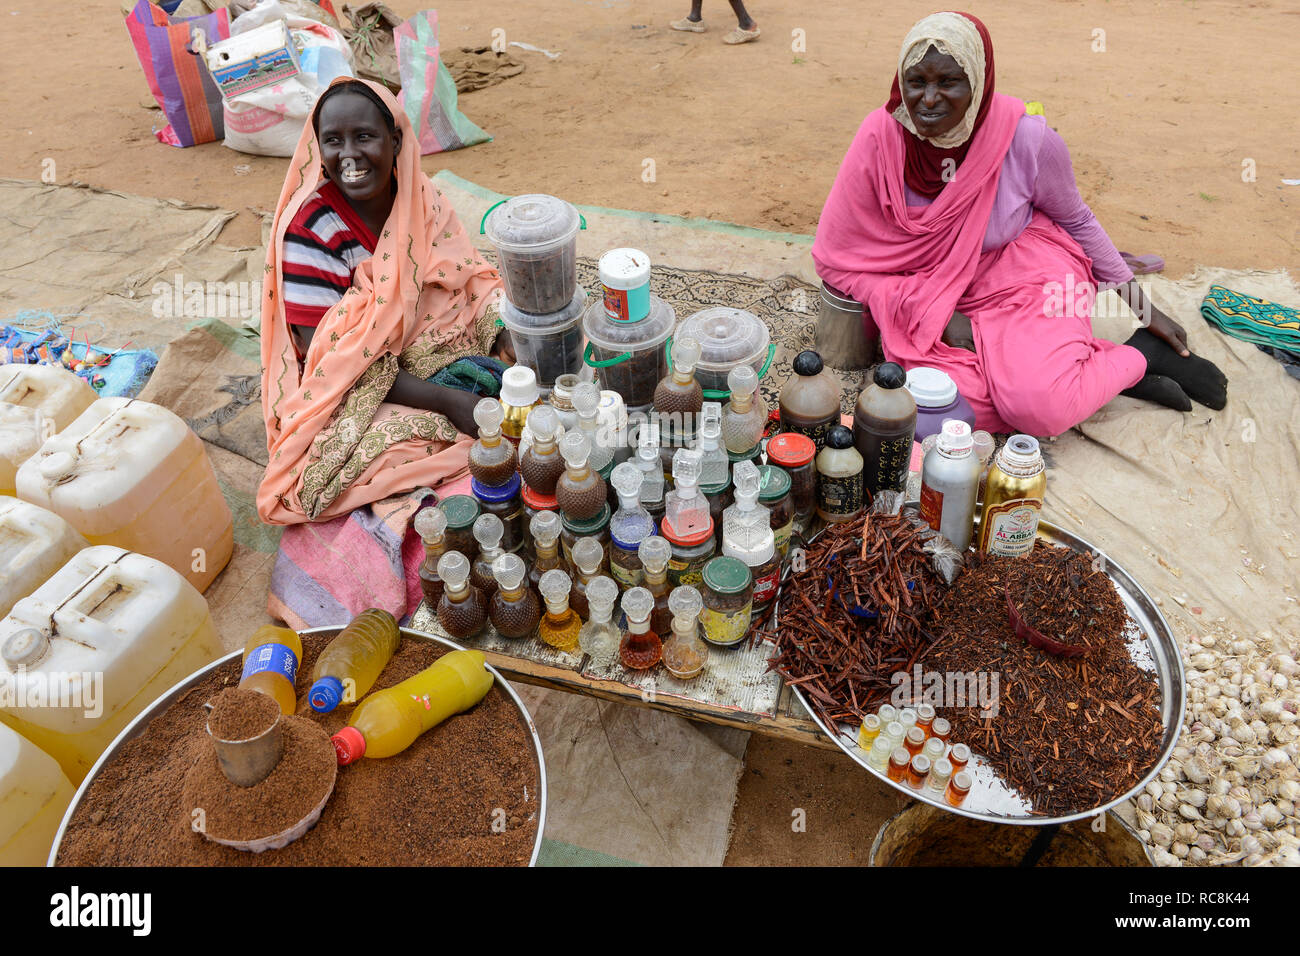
<box><xmin>483</xmin><ymin>194</ymin><xmax>582</xmax><ymax>314</ymax></box>
<box><xmin>906</xmin><ymin>367</ymin><xmax>976</xmax><ymax>444</ymax></box>
<box><xmin>0</xmin><ymin>364</ymin><xmax>97</xmax><ymax>433</ymax></box>
<box><xmin>662</xmin><ymin>520</ymin><xmax>717</xmax><ymax>588</ymax></box>
<box><xmin>0</xmin><ymin>545</ymin><xmax>223</xmax><ymax>782</ymax></box>
<box><xmin>582</xmin><ymin>296</ymin><xmax>676</xmax><ymax>409</ymax></box>
<box><xmin>498</xmin><ymin>287</ymin><xmax>588</xmax><ymax>389</ymax></box>
<box><xmin>0</xmin><ymin>723</ymin><xmax>74</xmax><ymax>866</ymax></box>
<box><xmin>673</xmin><ymin>307</ymin><xmax>773</xmax><ymax>398</ymax></box>
<box><xmin>0</xmin><ymin>497</ymin><xmax>87</xmax><ymax>619</ymax></box>
<box><xmin>15</xmin><ymin>398</ymin><xmax>233</xmax><ymax>593</ymax></box>
<box><xmin>471</xmin><ymin>473</ymin><xmax>525</xmax><ymax>555</ymax></box>
<box><xmin>765</xmin><ymin>432</ymin><xmax>817</xmax><ymax>523</ymax></box>
<box><xmin>0</xmin><ymin>403</ymin><xmax>52</xmax><ymax>496</ymax></box>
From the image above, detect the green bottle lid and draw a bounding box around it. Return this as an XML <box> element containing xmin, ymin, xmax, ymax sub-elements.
<box><xmin>438</xmin><ymin>494</ymin><xmax>481</xmax><ymax>530</ymax></box>
<box><xmin>562</xmin><ymin>502</ymin><xmax>612</xmax><ymax>534</ymax></box>
<box><xmin>700</xmin><ymin>475</ymin><xmax>731</xmax><ymax>496</ymax></box>
<box><xmin>727</xmin><ymin>445</ymin><xmax>761</xmax><ymax>464</ymax></box>
<box><xmin>757</xmin><ymin>465</ymin><xmax>792</xmax><ymax>502</ymax></box>
<box><xmin>702</xmin><ymin>555</ymin><xmax>752</xmax><ymax>595</ymax></box>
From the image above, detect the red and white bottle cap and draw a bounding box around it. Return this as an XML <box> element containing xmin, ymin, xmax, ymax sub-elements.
<box><xmin>937</xmin><ymin>419</ymin><xmax>974</xmax><ymax>457</ymax></box>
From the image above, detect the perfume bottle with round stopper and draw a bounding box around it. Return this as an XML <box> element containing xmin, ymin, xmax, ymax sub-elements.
<box><xmin>619</xmin><ymin>586</ymin><xmax>661</xmax><ymax>670</ymax></box>
<box><xmin>568</xmin><ymin>535</ymin><xmax>604</xmax><ymax>621</ymax></box>
<box><xmin>489</xmin><ymin>552</ymin><xmax>541</xmax><ymax>639</ymax></box>
<box><xmin>654</xmin><ymin>334</ymin><xmax>703</xmax><ymax>416</ymax></box>
<box><xmin>664</xmin><ymin>447</ymin><xmax>709</xmax><ymax>537</ymax></box>
<box><xmin>555</xmin><ymin>430</ymin><xmax>607</xmax><ymax>521</ymax></box>
<box><xmin>721</xmin><ymin>365</ymin><xmax>768</xmax><ymax>454</ymax></box>
<box><xmin>635</xmin><ymin>422</ymin><xmax>665</xmax><ymax>511</ymax></box>
<box><xmin>577</xmin><ymin>575</ymin><xmax>620</xmax><ymax>665</ymax></box>
<box><xmin>637</xmin><ymin>535</ymin><xmax>674</xmax><ymax>637</ymax></box>
<box><xmin>528</xmin><ymin>510</ymin><xmax>565</xmax><ymax>592</ymax></box>
<box><xmin>519</xmin><ymin>404</ymin><xmax>565</xmax><ymax>495</ymax></box>
<box><xmin>435</xmin><ymin>551</ymin><xmax>487</xmax><ymax>639</ymax></box>
<box><xmin>609</xmin><ymin>461</ymin><xmax>656</xmax><ymax>585</ymax></box>
<box><xmin>537</xmin><ymin>569</ymin><xmax>581</xmax><ymax>651</ymax></box>
<box><xmin>695</xmin><ymin>402</ymin><xmax>729</xmax><ymax>488</ymax></box>
<box><xmin>661</xmin><ymin>585</ymin><xmax>708</xmax><ymax>679</ymax></box>
<box><xmin>470</xmin><ymin>513</ymin><xmax>506</xmax><ymax>600</ymax></box>
<box><xmin>414</xmin><ymin>507</ymin><xmax>448</xmax><ymax>606</ymax></box>
<box><xmin>572</xmin><ymin>381</ymin><xmax>613</xmax><ymax>474</ymax></box>
<box><xmin>469</xmin><ymin>397</ymin><xmax>518</xmax><ymax>485</ymax></box>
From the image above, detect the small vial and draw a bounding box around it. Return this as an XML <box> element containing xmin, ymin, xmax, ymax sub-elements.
<box><xmin>907</xmin><ymin>754</ymin><xmax>931</xmax><ymax>790</ymax></box>
<box><xmin>916</xmin><ymin>703</ymin><xmax>936</xmax><ymax>735</ymax></box>
<box><xmin>876</xmin><ymin>703</ymin><xmax>898</xmax><ymax>726</ymax></box>
<box><xmin>898</xmin><ymin>708</ymin><xmax>917</xmax><ymax>733</ymax></box>
<box><xmin>931</xmin><ymin>717</ymin><xmax>952</xmax><ymax>743</ymax></box>
<box><xmin>857</xmin><ymin>714</ymin><xmax>882</xmax><ymax>750</ymax></box>
<box><xmin>922</xmin><ymin>737</ymin><xmax>946</xmax><ymax>762</ymax></box>
<box><xmin>949</xmin><ymin>743</ymin><xmax>971</xmax><ymax>774</ymax></box>
<box><xmin>946</xmin><ymin>770</ymin><xmax>972</xmax><ymax>806</ymax></box>
<box><xmin>887</xmin><ymin>746</ymin><xmax>910</xmax><ymax>782</ymax></box>
<box><xmin>904</xmin><ymin>726</ymin><xmax>926</xmax><ymax>757</ymax></box>
<box><xmin>867</xmin><ymin>735</ymin><xmax>892</xmax><ymax>771</ymax></box>
<box><xmin>882</xmin><ymin>720</ymin><xmax>905</xmax><ymax>750</ymax></box>
<box><xmin>927</xmin><ymin>757</ymin><xmax>953</xmax><ymax>793</ymax></box>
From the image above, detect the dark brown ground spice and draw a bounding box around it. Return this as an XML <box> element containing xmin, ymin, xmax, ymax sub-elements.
<box><xmin>56</xmin><ymin>634</ymin><xmax>541</xmax><ymax>866</ymax></box>
<box><xmin>206</xmin><ymin>687</ymin><xmax>279</xmax><ymax>741</ymax></box>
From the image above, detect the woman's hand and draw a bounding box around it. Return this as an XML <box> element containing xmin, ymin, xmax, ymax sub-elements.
<box><xmin>1119</xmin><ymin>280</ymin><xmax>1189</xmax><ymax>357</ymax></box>
<box><xmin>437</xmin><ymin>387</ymin><xmax>482</xmax><ymax>437</ymax></box>
<box><xmin>941</xmin><ymin>310</ymin><xmax>976</xmax><ymax>352</ymax></box>
<box><xmin>384</xmin><ymin>371</ymin><xmax>480</xmax><ymax>436</ymax></box>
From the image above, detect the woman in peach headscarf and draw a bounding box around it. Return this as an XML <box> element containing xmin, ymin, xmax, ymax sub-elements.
<box><xmin>257</xmin><ymin>77</ymin><xmax>510</xmax><ymax>525</ymax></box>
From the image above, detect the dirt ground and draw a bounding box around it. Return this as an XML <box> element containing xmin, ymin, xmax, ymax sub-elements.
<box><xmin>3</xmin><ymin>0</ymin><xmax>1297</xmax><ymax>866</ymax></box>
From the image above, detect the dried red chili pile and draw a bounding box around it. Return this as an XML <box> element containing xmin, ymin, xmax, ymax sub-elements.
<box><xmin>923</xmin><ymin>542</ymin><xmax>1164</xmax><ymax>816</ymax></box>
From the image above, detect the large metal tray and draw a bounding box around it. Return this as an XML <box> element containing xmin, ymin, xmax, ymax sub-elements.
<box><xmin>781</xmin><ymin>517</ymin><xmax>1185</xmax><ymax>827</ymax></box>
<box><xmin>47</xmin><ymin>625</ymin><xmax>547</xmax><ymax>866</ymax></box>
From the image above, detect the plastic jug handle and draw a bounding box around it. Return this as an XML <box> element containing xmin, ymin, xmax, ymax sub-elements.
<box><xmin>583</xmin><ymin>341</ymin><xmax>631</xmax><ymax>368</ymax></box>
<box><xmin>680</xmin><ymin>341</ymin><xmax>778</xmax><ymax>401</ymax></box>
<box><xmin>479</xmin><ymin>198</ymin><xmax>588</xmax><ymax>235</ymax></box>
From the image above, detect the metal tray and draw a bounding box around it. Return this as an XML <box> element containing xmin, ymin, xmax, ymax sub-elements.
<box><xmin>781</xmin><ymin>517</ymin><xmax>1185</xmax><ymax>827</ymax></box>
<box><xmin>47</xmin><ymin>625</ymin><xmax>548</xmax><ymax>866</ymax></box>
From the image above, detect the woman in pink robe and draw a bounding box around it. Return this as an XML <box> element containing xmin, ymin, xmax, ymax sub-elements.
<box><xmin>812</xmin><ymin>12</ymin><xmax>1226</xmax><ymax>436</ymax></box>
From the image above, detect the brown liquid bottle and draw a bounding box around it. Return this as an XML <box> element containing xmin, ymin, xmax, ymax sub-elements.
<box><xmin>653</xmin><ymin>334</ymin><xmax>704</xmax><ymax>417</ymax></box>
<box><xmin>489</xmin><ymin>553</ymin><xmax>541</xmax><ymax>639</ymax></box>
<box><xmin>555</xmin><ymin>430</ymin><xmax>607</xmax><ymax>522</ymax></box>
<box><xmin>778</xmin><ymin>350</ymin><xmax>841</xmax><ymax>452</ymax></box>
<box><xmin>435</xmin><ymin>552</ymin><xmax>487</xmax><ymax>639</ymax></box>
<box><xmin>852</xmin><ymin>361</ymin><xmax>917</xmax><ymax>496</ymax></box>
<box><xmin>468</xmin><ymin>398</ymin><xmax>519</xmax><ymax>486</ymax></box>
<box><xmin>470</xmin><ymin>513</ymin><xmax>506</xmax><ymax>601</ymax></box>
<box><xmin>528</xmin><ymin>510</ymin><xmax>565</xmax><ymax>593</ymax></box>
<box><xmin>568</xmin><ymin>535</ymin><xmax>604</xmax><ymax>621</ymax></box>
<box><xmin>637</xmin><ymin>535</ymin><xmax>674</xmax><ymax>638</ymax></box>
<box><xmin>519</xmin><ymin>404</ymin><xmax>565</xmax><ymax>495</ymax></box>
<box><xmin>413</xmin><ymin>507</ymin><xmax>448</xmax><ymax>606</ymax></box>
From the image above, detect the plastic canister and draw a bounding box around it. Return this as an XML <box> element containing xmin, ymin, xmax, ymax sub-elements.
<box><xmin>0</xmin><ymin>497</ymin><xmax>87</xmax><ymax>619</ymax></box>
<box><xmin>0</xmin><ymin>723</ymin><xmax>74</xmax><ymax>866</ymax></box>
<box><xmin>15</xmin><ymin>398</ymin><xmax>234</xmax><ymax>593</ymax></box>
<box><xmin>599</xmin><ymin>248</ymin><xmax>652</xmax><ymax>323</ymax></box>
<box><xmin>498</xmin><ymin>287</ymin><xmax>588</xmax><ymax>389</ymax></box>
<box><xmin>673</xmin><ymin>307</ymin><xmax>773</xmax><ymax>397</ymax></box>
<box><xmin>598</xmin><ymin>389</ymin><xmax>632</xmax><ymax>463</ymax></box>
<box><xmin>0</xmin><ymin>403</ymin><xmax>53</xmax><ymax>496</ymax></box>
<box><xmin>0</xmin><ymin>545</ymin><xmax>223</xmax><ymax>782</ymax></box>
<box><xmin>0</xmin><ymin>365</ymin><xmax>97</xmax><ymax>434</ymax></box>
<box><xmin>482</xmin><ymin>194</ymin><xmax>582</xmax><ymax>314</ymax></box>
<box><xmin>905</xmin><ymin>367</ymin><xmax>976</xmax><ymax>443</ymax></box>
<box><xmin>582</xmin><ymin>296</ymin><xmax>675</xmax><ymax>409</ymax></box>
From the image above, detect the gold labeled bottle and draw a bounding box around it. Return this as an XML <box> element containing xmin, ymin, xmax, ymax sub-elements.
<box><xmin>499</xmin><ymin>365</ymin><xmax>541</xmax><ymax>446</ymax></box>
<box><xmin>976</xmin><ymin>434</ymin><xmax>1046</xmax><ymax>557</ymax></box>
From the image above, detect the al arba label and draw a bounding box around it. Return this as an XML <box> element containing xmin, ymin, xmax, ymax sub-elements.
<box><xmin>980</xmin><ymin>498</ymin><xmax>1042</xmax><ymax>557</ymax></box>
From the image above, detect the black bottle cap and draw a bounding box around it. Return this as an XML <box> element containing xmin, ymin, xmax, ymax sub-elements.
<box><xmin>792</xmin><ymin>350</ymin><xmax>824</xmax><ymax>377</ymax></box>
<box><xmin>873</xmin><ymin>362</ymin><xmax>906</xmax><ymax>389</ymax></box>
<box><xmin>826</xmin><ymin>425</ymin><xmax>854</xmax><ymax>450</ymax></box>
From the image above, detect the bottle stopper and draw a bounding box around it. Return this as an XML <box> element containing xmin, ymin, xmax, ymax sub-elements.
<box><xmin>621</xmin><ymin>586</ymin><xmax>654</xmax><ymax>625</ymax></box>
<box><xmin>571</xmin><ymin>536</ymin><xmax>604</xmax><ymax>575</ymax></box>
<box><xmin>585</xmin><ymin>576</ymin><xmax>618</xmax><ymax>619</ymax></box>
<box><xmin>491</xmin><ymin>552</ymin><xmax>527</xmax><ymax>591</ymax></box>
<box><xmin>530</xmin><ymin>510</ymin><xmax>562</xmax><ymax>546</ymax></box>
<box><xmin>436</xmin><ymin>551</ymin><xmax>470</xmax><ymax>590</ymax></box>
<box><xmin>637</xmin><ymin>535</ymin><xmax>671</xmax><ymax>574</ymax></box>
<box><xmin>473</xmin><ymin>398</ymin><xmax>504</xmax><ymax>439</ymax></box>
<box><xmin>472</xmin><ymin>513</ymin><xmax>504</xmax><ymax>551</ymax></box>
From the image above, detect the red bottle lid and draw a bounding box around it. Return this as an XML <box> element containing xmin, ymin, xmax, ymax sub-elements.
<box><xmin>660</xmin><ymin>515</ymin><xmax>715</xmax><ymax>548</ymax></box>
<box><xmin>520</xmin><ymin>484</ymin><xmax>558</xmax><ymax>510</ymax></box>
<box><xmin>766</xmin><ymin>432</ymin><xmax>815</xmax><ymax>468</ymax></box>
<box><xmin>331</xmin><ymin>726</ymin><xmax>366</xmax><ymax>765</ymax></box>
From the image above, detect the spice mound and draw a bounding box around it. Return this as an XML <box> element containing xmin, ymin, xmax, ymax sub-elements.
<box><xmin>207</xmin><ymin>687</ymin><xmax>279</xmax><ymax>741</ymax></box>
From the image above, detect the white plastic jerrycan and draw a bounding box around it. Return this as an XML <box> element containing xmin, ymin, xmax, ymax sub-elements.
<box><xmin>15</xmin><ymin>398</ymin><xmax>234</xmax><ymax>593</ymax></box>
<box><xmin>0</xmin><ymin>722</ymin><xmax>74</xmax><ymax>866</ymax></box>
<box><xmin>0</xmin><ymin>364</ymin><xmax>96</xmax><ymax>433</ymax></box>
<box><xmin>0</xmin><ymin>545</ymin><xmax>224</xmax><ymax>783</ymax></box>
<box><xmin>0</xmin><ymin>402</ymin><xmax>54</xmax><ymax>496</ymax></box>
<box><xmin>0</xmin><ymin>496</ymin><xmax>87</xmax><ymax>619</ymax></box>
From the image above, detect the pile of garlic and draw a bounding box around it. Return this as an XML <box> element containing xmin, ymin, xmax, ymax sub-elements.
<box><xmin>1134</xmin><ymin>623</ymin><xmax>1300</xmax><ymax>866</ymax></box>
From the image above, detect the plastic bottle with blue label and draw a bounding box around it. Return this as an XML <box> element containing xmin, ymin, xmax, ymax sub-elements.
<box><xmin>240</xmin><ymin>625</ymin><xmax>303</xmax><ymax>715</ymax></box>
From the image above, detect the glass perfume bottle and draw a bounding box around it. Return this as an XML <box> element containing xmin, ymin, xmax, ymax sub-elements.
<box><xmin>721</xmin><ymin>365</ymin><xmax>768</xmax><ymax>455</ymax></box>
<box><xmin>608</xmin><ymin>461</ymin><xmax>656</xmax><ymax>587</ymax></box>
<box><xmin>661</xmin><ymin>585</ymin><xmax>708</xmax><ymax>679</ymax></box>
<box><xmin>537</xmin><ymin>569</ymin><xmax>581</xmax><ymax>651</ymax></box>
<box><xmin>638</xmin><ymin>535</ymin><xmax>674</xmax><ymax>638</ymax></box>
<box><xmin>555</xmin><ymin>431</ymin><xmax>607</xmax><ymax>522</ymax></box>
<box><xmin>664</xmin><ymin>447</ymin><xmax>710</xmax><ymax>538</ymax></box>
<box><xmin>519</xmin><ymin>404</ymin><xmax>565</xmax><ymax>496</ymax></box>
<box><xmin>721</xmin><ymin>460</ymin><xmax>778</xmax><ymax>607</ymax></box>
<box><xmin>568</xmin><ymin>536</ymin><xmax>604</xmax><ymax>621</ymax></box>
<box><xmin>653</xmin><ymin>334</ymin><xmax>704</xmax><ymax>416</ymax></box>
<box><xmin>572</xmin><ymin>381</ymin><xmax>614</xmax><ymax>474</ymax></box>
<box><xmin>489</xmin><ymin>552</ymin><xmax>541</xmax><ymax>640</ymax></box>
<box><xmin>635</xmin><ymin>422</ymin><xmax>665</xmax><ymax>512</ymax></box>
<box><xmin>500</xmin><ymin>365</ymin><xmax>541</xmax><ymax>446</ymax></box>
<box><xmin>468</xmin><ymin>397</ymin><xmax>518</xmax><ymax>486</ymax></box>
<box><xmin>413</xmin><ymin>507</ymin><xmax>448</xmax><ymax>606</ymax></box>
<box><xmin>695</xmin><ymin>402</ymin><xmax>729</xmax><ymax>488</ymax></box>
<box><xmin>577</xmin><ymin>575</ymin><xmax>620</xmax><ymax>666</ymax></box>
<box><xmin>435</xmin><ymin>551</ymin><xmax>487</xmax><ymax>639</ymax></box>
<box><xmin>619</xmin><ymin>586</ymin><xmax>662</xmax><ymax>670</ymax></box>
<box><xmin>470</xmin><ymin>513</ymin><xmax>506</xmax><ymax>600</ymax></box>
<box><xmin>528</xmin><ymin>510</ymin><xmax>565</xmax><ymax>592</ymax></box>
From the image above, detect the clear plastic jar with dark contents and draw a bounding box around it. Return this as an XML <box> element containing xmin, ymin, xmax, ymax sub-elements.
<box><xmin>766</xmin><ymin>432</ymin><xmax>817</xmax><ymax>522</ymax></box>
<box><xmin>561</xmin><ymin>504</ymin><xmax>611</xmax><ymax>574</ymax></box>
<box><xmin>757</xmin><ymin>465</ymin><xmax>795</xmax><ymax>561</ymax></box>
<box><xmin>472</xmin><ymin>473</ymin><xmax>524</xmax><ymax>554</ymax></box>
<box><xmin>437</xmin><ymin>495</ymin><xmax>481</xmax><ymax>564</ymax></box>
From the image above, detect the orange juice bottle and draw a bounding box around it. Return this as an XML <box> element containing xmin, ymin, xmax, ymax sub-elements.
<box><xmin>239</xmin><ymin>625</ymin><xmax>303</xmax><ymax>715</ymax></box>
<box><xmin>331</xmin><ymin>649</ymin><xmax>492</xmax><ymax>764</ymax></box>
<box><xmin>308</xmin><ymin>609</ymin><xmax>401</xmax><ymax>713</ymax></box>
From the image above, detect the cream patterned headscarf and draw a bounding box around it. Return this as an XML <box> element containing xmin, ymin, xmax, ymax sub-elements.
<box><xmin>890</xmin><ymin>11</ymin><xmax>987</xmax><ymax>149</ymax></box>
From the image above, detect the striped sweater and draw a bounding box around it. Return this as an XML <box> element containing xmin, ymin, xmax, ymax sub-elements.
<box><xmin>281</xmin><ymin>180</ymin><xmax>378</xmax><ymax>329</ymax></box>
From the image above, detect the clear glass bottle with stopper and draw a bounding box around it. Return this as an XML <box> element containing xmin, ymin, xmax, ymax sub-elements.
<box><xmin>537</xmin><ymin>569</ymin><xmax>581</xmax><ymax>651</ymax></box>
<box><xmin>695</xmin><ymin>402</ymin><xmax>729</xmax><ymax>488</ymax></box>
<box><xmin>654</xmin><ymin>334</ymin><xmax>704</xmax><ymax>416</ymax></box>
<box><xmin>618</xmin><ymin>586</ymin><xmax>662</xmax><ymax>670</ymax></box>
<box><xmin>577</xmin><ymin>575</ymin><xmax>620</xmax><ymax>666</ymax></box>
<box><xmin>470</xmin><ymin>513</ymin><xmax>506</xmax><ymax>600</ymax></box>
<box><xmin>568</xmin><ymin>536</ymin><xmax>604</xmax><ymax>621</ymax></box>
<box><xmin>489</xmin><ymin>552</ymin><xmax>541</xmax><ymax>639</ymax></box>
<box><xmin>555</xmin><ymin>431</ymin><xmax>607</xmax><ymax>522</ymax></box>
<box><xmin>722</xmin><ymin>460</ymin><xmax>779</xmax><ymax>607</ymax></box>
<box><xmin>519</xmin><ymin>404</ymin><xmax>565</xmax><ymax>496</ymax></box>
<box><xmin>721</xmin><ymin>365</ymin><xmax>767</xmax><ymax>455</ymax></box>
<box><xmin>414</xmin><ymin>507</ymin><xmax>448</xmax><ymax>606</ymax></box>
<box><xmin>635</xmin><ymin>421</ymin><xmax>665</xmax><ymax>514</ymax></box>
<box><xmin>638</xmin><ymin>535</ymin><xmax>674</xmax><ymax>637</ymax></box>
<box><xmin>435</xmin><ymin>551</ymin><xmax>487</xmax><ymax>639</ymax></box>
<box><xmin>468</xmin><ymin>398</ymin><xmax>518</xmax><ymax>486</ymax></box>
<box><xmin>664</xmin><ymin>447</ymin><xmax>710</xmax><ymax>537</ymax></box>
<box><xmin>661</xmin><ymin>585</ymin><xmax>708</xmax><ymax>679</ymax></box>
<box><xmin>528</xmin><ymin>510</ymin><xmax>564</xmax><ymax>592</ymax></box>
<box><xmin>572</xmin><ymin>382</ymin><xmax>614</xmax><ymax>475</ymax></box>
<box><xmin>608</xmin><ymin>461</ymin><xmax>656</xmax><ymax>587</ymax></box>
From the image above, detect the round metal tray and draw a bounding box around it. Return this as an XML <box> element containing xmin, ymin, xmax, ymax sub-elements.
<box><xmin>781</xmin><ymin>517</ymin><xmax>1185</xmax><ymax>827</ymax></box>
<box><xmin>47</xmin><ymin>625</ymin><xmax>548</xmax><ymax>866</ymax></box>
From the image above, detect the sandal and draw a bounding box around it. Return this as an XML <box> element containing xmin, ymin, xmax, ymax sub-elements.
<box><xmin>670</xmin><ymin>17</ymin><xmax>706</xmax><ymax>32</ymax></box>
<box><xmin>723</xmin><ymin>25</ymin><xmax>761</xmax><ymax>44</ymax></box>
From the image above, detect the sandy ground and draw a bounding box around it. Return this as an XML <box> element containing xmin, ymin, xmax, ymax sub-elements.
<box><xmin>3</xmin><ymin>0</ymin><xmax>1297</xmax><ymax>866</ymax></box>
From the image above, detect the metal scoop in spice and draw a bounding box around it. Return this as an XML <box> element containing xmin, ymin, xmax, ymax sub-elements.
<box><xmin>204</xmin><ymin>704</ymin><xmax>284</xmax><ymax>787</ymax></box>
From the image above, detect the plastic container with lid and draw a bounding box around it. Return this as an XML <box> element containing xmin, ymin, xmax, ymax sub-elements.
<box><xmin>905</xmin><ymin>367</ymin><xmax>976</xmax><ymax>444</ymax></box>
<box><xmin>0</xmin><ymin>545</ymin><xmax>222</xmax><ymax>782</ymax></box>
<box><xmin>482</xmin><ymin>193</ymin><xmax>582</xmax><ymax>314</ymax></box>
<box><xmin>0</xmin><ymin>364</ymin><xmax>97</xmax><ymax>434</ymax></box>
<box><xmin>582</xmin><ymin>296</ymin><xmax>675</xmax><ymax>409</ymax></box>
<box><xmin>500</xmin><ymin>366</ymin><xmax>542</xmax><ymax>445</ymax></box>
<box><xmin>599</xmin><ymin>248</ymin><xmax>652</xmax><ymax>323</ymax></box>
<box><xmin>673</xmin><ymin>307</ymin><xmax>774</xmax><ymax>398</ymax></box>
<box><xmin>699</xmin><ymin>556</ymin><xmax>753</xmax><ymax>647</ymax></box>
<box><xmin>0</xmin><ymin>497</ymin><xmax>86</xmax><ymax>619</ymax></box>
<box><xmin>560</xmin><ymin>504</ymin><xmax>611</xmax><ymax>574</ymax></box>
<box><xmin>498</xmin><ymin>287</ymin><xmax>588</xmax><ymax>389</ymax></box>
<box><xmin>437</xmin><ymin>495</ymin><xmax>482</xmax><ymax>563</ymax></box>
<box><xmin>0</xmin><ymin>723</ymin><xmax>74</xmax><ymax>866</ymax></box>
<box><xmin>0</xmin><ymin>403</ymin><xmax>52</xmax><ymax>496</ymax></box>
<box><xmin>662</xmin><ymin>518</ymin><xmax>716</xmax><ymax>588</ymax></box>
<box><xmin>757</xmin><ymin>465</ymin><xmax>795</xmax><ymax>560</ymax></box>
<box><xmin>471</xmin><ymin>473</ymin><xmax>524</xmax><ymax>554</ymax></box>
<box><xmin>16</xmin><ymin>398</ymin><xmax>233</xmax><ymax>593</ymax></box>
<box><xmin>765</xmin><ymin>432</ymin><xmax>817</xmax><ymax>521</ymax></box>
